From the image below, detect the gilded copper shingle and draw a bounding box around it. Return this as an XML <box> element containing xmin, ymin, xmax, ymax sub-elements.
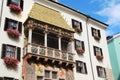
<box><xmin>29</xmin><ymin>3</ymin><xmax>74</xmax><ymax>31</ymax></box>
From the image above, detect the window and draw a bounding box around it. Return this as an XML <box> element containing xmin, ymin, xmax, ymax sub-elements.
<box><xmin>1</xmin><ymin>44</ymin><xmax>21</xmax><ymax>61</ymax></box>
<box><xmin>97</xmin><ymin>66</ymin><xmax>106</xmax><ymax>78</ymax></box>
<box><xmin>7</xmin><ymin>0</ymin><xmax>24</xmax><ymax>10</ymax></box>
<box><xmin>45</xmin><ymin>70</ymin><xmax>50</xmax><ymax>78</ymax></box>
<box><xmin>91</xmin><ymin>27</ymin><xmax>101</xmax><ymax>40</ymax></box>
<box><xmin>6</xmin><ymin>45</ymin><xmax>16</xmax><ymax>58</ymax></box>
<box><xmin>37</xmin><ymin>76</ymin><xmax>43</xmax><ymax>80</ymax></box>
<box><xmin>52</xmin><ymin>71</ymin><xmax>57</xmax><ymax>79</ymax></box>
<box><xmin>11</xmin><ymin>0</ymin><xmax>20</xmax><ymax>5</ymax></box>
<box><xmin>75</xmin><ymin>39</ymin><xmax>85</xmax><ymax>54</ymax></box>
<box><xmin>93</xmin><ymin>46</ymin><xmax>103</xmax><ymax>56</ymax></box>
<box><xmin>75</xmin><ymin>39</ymin><xmax>84</xmax><ymax>49</ymax></box>
<box><xmin>72</xmin><ymin>19</ymin><xmax>82</xmax><ymax>33</ymax></box>
<box><xmin>44</xmin><ymin>70</ymin><xmax>58</xmax><ymax>79</ymax></box>
<box><xmin>4</xmin><ymin>18</ymin><xmax>22</xmax><ymax>34</ymax></box>
<box><xmin>76</xmin><ymin>61</ymin><xmax>87</xmax><ymax>74</ymax></box>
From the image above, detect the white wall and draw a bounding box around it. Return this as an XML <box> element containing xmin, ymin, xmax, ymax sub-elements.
<box><xmin>0</xmin><ymin>0</ymin><xmax>34</xmax><ymax>79</ymax></box>
<box><xmin>39</xmin><ymin>1</ymin><xmax>112</xmax><ymax>80</ymax></box>
<box><xmin>0</xmin><ymin>0</ymin><xmax>112</xmax><ymax>80</ymax></box>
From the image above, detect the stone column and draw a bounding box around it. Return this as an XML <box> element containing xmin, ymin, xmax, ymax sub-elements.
<box><xmin>28</xmin><ymin>28</ymin><xmax>32</xmax><ymax>43</ymax></box>
<box><xmin>28</xmin><ymin>28</ymin><xmax>32</xmax><ymax>53</ymax></box>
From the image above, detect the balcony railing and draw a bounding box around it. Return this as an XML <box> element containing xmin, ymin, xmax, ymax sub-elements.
<box><xmin>23</xmin><ymin>43</ymin><xmax>74</xmax><ymax>62</ymax></box>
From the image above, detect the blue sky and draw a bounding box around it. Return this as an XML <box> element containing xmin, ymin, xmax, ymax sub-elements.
<box><xmin>59</xmin><ymin>0</ymin><xmax>120</xmax><ymax>36</ymax></box>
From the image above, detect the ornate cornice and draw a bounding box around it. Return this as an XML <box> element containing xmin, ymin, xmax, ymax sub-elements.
<box><xmin>24</xmin><ymin>19</ymin><xmax>74</xmax><ymax>38</ymax></box>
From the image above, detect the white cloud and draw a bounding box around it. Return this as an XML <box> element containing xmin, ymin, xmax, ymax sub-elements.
<box><xmin>96</xmin><ymin>0</ymin><xmax>120</xmax><ymax>27</ymax></box>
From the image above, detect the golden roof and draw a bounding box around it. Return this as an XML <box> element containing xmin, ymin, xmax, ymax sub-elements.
<box><xmin>29</xmin><ymin>3</ymin><xmax>74</xmax><ymax>32</ymax></box>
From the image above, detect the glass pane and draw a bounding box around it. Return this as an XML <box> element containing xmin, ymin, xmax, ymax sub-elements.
<box><xmin>52</xmin><ymin>72</ymin><xmax>57</xmax><ymax>79</ymax></box>
<box><xmin>45</xmin><ymin>70</ymin><xmax>50</xmax><ymax>78</ymax></box>
<box><xmin>6</xmin><ymin>46</ymin><xmax>15</xmax><ymax>58</ymax></box>
<box><xmin>11</xmin><ymin>0</ymin><xmax>19</xmax><ymax>5</ymax></box>
<box><xmin>9</xmin><ymin>22</ymin><xmax>17</xmax><ymax>29</ymax></box>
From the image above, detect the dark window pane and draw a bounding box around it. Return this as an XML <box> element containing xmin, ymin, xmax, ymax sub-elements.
<box><xmin>45</xmin><ymin>70</ymin><xmax>50</xmax><ymax>78</ymax></box>
<box><xmin>52</xmin><ymin>71</ymin><xmax>57</xmax><ymax>79</ymax></box>
<box><xmin>37</xmin><ymin>76</ymin><xmax>42</xmax><ymax>80</ymax></box>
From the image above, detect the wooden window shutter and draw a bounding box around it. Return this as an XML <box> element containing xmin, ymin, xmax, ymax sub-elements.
<box><xmin>98</xmin><ymin>30</ymin><xmax>101</xmax><ymax>38</ymax></box>
<box><xmin>1</xmin><ymin>44</ymin><xmax>6</xmax><ymax>59</ymax></box>
<box><xmin>82</xmin><ymin>41</ymin><xmax>85</xmax><ymax>50</ymax></box>
<box><xmin>18</xmin><ymin>22</ymin><xmax>22</xmax><ymax>34</ymax></box>
<box><xmin>97</xmin><ymin>66</ymin><xmax>100</xmax><ymax>77</ymax></box>
<box><xmin>76</xmin><ymin>61</ymin><xmax>79</xmax><ymax>72</ymax></box>
<box><xmin>17</xmin><ymin>47</ymin><xmax>21</xmax><ymax>61</ymax></box>
<box><xmin>4</xmin><ymin>18</ymin><xmax>9</xmax><ymax>31</ymax></box>
<box><xmin>74</xmin><ymin>39</ymin><xmax>77</xmax><ymax>49</ymax></box>
<box><xmin>7</xmin><ymin>0</ymin><xmax>11</xmax><ymax>6</ymax></box>
<box><xmin>84</xmin><ymin>63</ymin><xmax>87</xmax><ymax>74</ymax></box>
<box><xmin>93</xmin><ymin>46</ymin><xmax>96</xmax><ymax>56</ymax></box>
<box><xmin>100</xmin><ymin>48</ymin><xmax>103</xmax><ymax>56</ymax></box>
<box><xmin>80</xmin><ymin>22</ymin><xmax>82</xmax><ymax>30</ymax></box>
<box><xmin>72</xmin><ymin>19</ymin><xmax>75</xmax><ymax>28</ymax></box>
<box><xmin>20</xmin><ymin>0</ymin><xmax>24</xmax><ymax>10</ymax></box>
<box><xmin>104</xmin><ymin>68</ymin><xmax>106</xmax><ymax>77</ymax></box>
<box><xmin>91</xmin><ymin>27</ymin><xmax>94</xmax><ymax>36</ymax></box>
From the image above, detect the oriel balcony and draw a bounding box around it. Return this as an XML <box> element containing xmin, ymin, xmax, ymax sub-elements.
<box><xmin>24</xmin><ymin>43</ymin><xmax>74</xmax><ymax>62</ymax></box>
<box><xmin>23</xmin><ymin>27</ymin><xmax>75</xmax><ymax>66</ymax></box>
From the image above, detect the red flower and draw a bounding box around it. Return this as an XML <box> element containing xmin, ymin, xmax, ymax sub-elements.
<box><xmin>9</xmin><ymin>4</ymin><xmax>22</xmax><ymax>14</ymax></box>
<box><xmin>96</xmin><ymin>54</ymin><xmax>103</xmax><ymax>60</ymax></box>
<box><xmin>7</xmin><ymin>28</ymin><xmax>20</xmax><ymax>38</ymax></box>
<box><xmin>4</xmin><ymin>57</ymin><xmax>19</xmax><ymax>68</ymax></box>
<box><xmin>76</xmin><ymin>48</ymin><xmax>84</xmax><ymax>54</ymax></box>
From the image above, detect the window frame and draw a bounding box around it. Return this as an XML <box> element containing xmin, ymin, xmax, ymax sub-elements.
<box><xmin>6</xmin><ymin>45</ymin><xmax>16</xmax><ymax>58</ymax></box>
<box><xmin>74</xmin><ymin>39</ymin><xmax>85</xmax><ymax>50</ymax></box>
<box><xmin>76</xmin><ymin>60</ymin><xmax>87</xmax><ymax>74</ymax></box>
<box><xmin>44</xmin><ymin>70</ymin><xmax>58</xmax><ymax>80</ymax></box>
<box><xmin>7</xmin><ymin>0</ymin><xmax>24</xmax><ymax>10</ymax></box>
<box><xmin>97</xmin><ymin>66</ymin><xmax>106</xmax><ymax>78</ymax></box>
<box><xmin>1</xmin><ymin>44</ymin><xmax>21</xmax><ymax>61</ymax></box>
<box><xmin>72</xmin><ymin>19</ymin><xmax>82</xmax><ymax>32</ymax></box>
<box><xmin>93</xmin><ymin>46</ymin><xmax>103</xmax><ymax>56</ymax></box>
<box><xmin>4</xmin><ymin>18</ymin><xmax>22</xmax><ymax>34</ymax></box>
<box><xmin>91</xmin><ymin>27</ymin><xmax>101</xmax><ymax>38</ymax></box>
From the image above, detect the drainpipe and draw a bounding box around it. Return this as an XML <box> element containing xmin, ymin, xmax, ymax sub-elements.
<box><xmin>0</xmin><ymin>0</ymin><xmax>4</xmax><ymax>27</ymax></box>
<box><xmin>86</xmin><ymin>16</ymin><xmax>95</xmax><ymax>80</ymax></box>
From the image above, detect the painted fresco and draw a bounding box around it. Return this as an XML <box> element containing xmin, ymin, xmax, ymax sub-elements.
<box><xmin>66</xmin><ymin>69</ymin><xmax>74</xmax><ymax>80</ymax></box>
<box><xmin>58</xmin><ymin>68</ymin><xmax>66</xmax><ymax>79</ymax></box>
<box><xmin>26</xmin><ymin>63</ymin><xmax>35</xmax><ymax>80</ymax></box>
<box><xmin>35</xmin><ymin>64</ymin><xmax>44</xmax><ymax>76</ymax></box>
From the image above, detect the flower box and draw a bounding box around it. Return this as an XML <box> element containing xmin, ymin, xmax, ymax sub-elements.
<box><xmin>94</xmin><ymin>35</ymin><xmax>100</xmax><ymax>40</ymax></box>
<box><xmin>76</xmin><ymin>48</ymin><xmax>84</xmax><ymax>54</ymax></box>
<box><xmin>74</xmin><ymin>27</ymin><xmax>82</xmax><ymax>33</ymax></box>
<box><xmin>9</xmin><ymin>4</ymin><xmax>22</xmax><ymax>14</ymax></box>
<box><xmin>96</xmin><ymin>55</ymin><xmax>103</xmax><ymax>60</ymax></box>
<box><xmin>4</xmin><ymin>57</ymin><xmax>18</xmax><ymax>68</ymax></box>
<box><xmin>7</xmin><ymin>28</ymin><xmax>20</xmax><ymax>38</ymax></box>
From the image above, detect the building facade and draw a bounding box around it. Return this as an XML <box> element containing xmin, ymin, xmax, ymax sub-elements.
<box><xmin>107</xmin><ymin>34</ymin><xmax>120</xmax><ymax>80</ymax></box>
<box><xmin>0</xmin><ymin>0</ymin><xmax>113</xmax><ymax>80</ymax></box>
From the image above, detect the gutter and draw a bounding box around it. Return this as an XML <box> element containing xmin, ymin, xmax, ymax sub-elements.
<box><xmin>86</xmin><ymin>16</ymin><xmax>95</xmax><ymax>80</ymax></box>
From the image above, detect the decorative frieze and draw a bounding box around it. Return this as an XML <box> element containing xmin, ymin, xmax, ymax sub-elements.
<box><xmin>24</xmin><ymin>19</ymin><xmax>74</xmax><ymax>38</ymax></box>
